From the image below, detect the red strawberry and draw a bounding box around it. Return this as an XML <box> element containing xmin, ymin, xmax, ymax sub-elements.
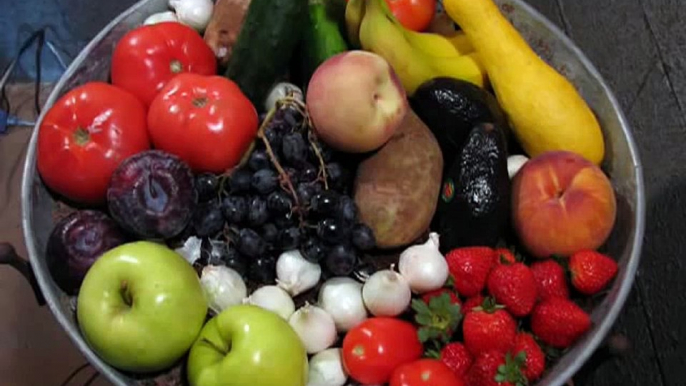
<box><xmin>495</xmin><ymin>248</ymin><xmax>517</xmax><ymax>265</ymax></box>
<box><xmin>569</xmin><ymin>250</ymin><xmax>618</xmax><ymax>295</ymax></box>
<box><xmin>530</xmin><ymin>260</ymin><xmax>570</xmax><ymax>301</ymax></box>
<box><xmin>512</xmin><ymin>332</ymin><xmax>545</xmax><ymax>381</ymax></box>
<box><xmin>463</xmin><ymin>294</ymin><xmax>485</xmax><ymax>315</ymax></box>
<box><xmin>487</xmin><ymin>262</ymin><xmax>538</xmax><ymax>317</ymax></box>
<box><xmin>422</xmin><ymin>288</ymin><xmax>462</xmax><ymax>308</ymax></box>
<box><xmin>440</xmin><ymin>342</ymin><xmax>473</xmax><ymax>378</ymax></box>
<box><xmin>531</xmin><ymin>297</ymin><xmax>591</xmax><ymax>348</ymax></box>
<box><xmin>462</xmin><ymin>297</ymin><xmax>517</xmax><ymax>356</ymax></box>
<box><xmin>466</xmin><ymin>350</ymin><xmax>527</xmax><ymax>386</ymax></box>
<box><xmin>446</xmin><ymin>247</ymin><xmax>497</xmax><ymax>298</ymax></box>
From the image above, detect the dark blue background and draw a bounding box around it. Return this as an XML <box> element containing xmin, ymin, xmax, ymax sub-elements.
<box><xmin>0</xmin><ymin>0</ymin><xmax>133</xmax><ymax>81</ymax></box>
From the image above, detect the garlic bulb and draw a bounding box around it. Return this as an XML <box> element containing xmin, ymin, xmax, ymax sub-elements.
<box><xmin>200</xmin><ymin>265</ymin><xmax>247</xmax><ymax>314</ymax></box>
<box><xmin>169</xmin><ymin>0</ymin><xmax>213</xmax><ymax>32</ymax></box>
<box><xmin>398</xmin><ymin>233</ymin><xmax>449</xmax><ymax>294</ymax></box>
<box><xmin>508</xmin><ymin>154</ymin><xmax>530</xmax><ymax>179</ymax></box>
<box><xmin>143</xmin><ymin>11</ymin><xmax>179</xmax><ymax>26</ymax></box>
<box><xmin>276</xmin><ymin>250</ymin><xmax>322</xmax><ymax>297</ymax></box>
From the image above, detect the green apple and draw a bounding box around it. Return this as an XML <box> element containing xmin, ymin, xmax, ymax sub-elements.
<box><xmin>187</xmin><ymin>304</ymin><xmax>309</xmax><ymax>386</ymax></box>
<box><xmin>77</xmin><ymin>241</ymin><xmax>208</xmax><ymax>373</ymax></box>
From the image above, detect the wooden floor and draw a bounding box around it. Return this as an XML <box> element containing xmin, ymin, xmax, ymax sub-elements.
<box><xmin>526</xmin><ymin>1</ymin><xmax>686</xmax><ymax>385</ymax></box>
<box><xmin>0</xmin><ymin>0</ymin><xmax>684</xmax><ymax>385</ymax></box>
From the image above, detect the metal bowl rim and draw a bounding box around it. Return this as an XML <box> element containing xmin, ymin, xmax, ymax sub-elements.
<box><xmin>20</xmin><ymin>0</ymin><xmax>646</xmax><ymax>385</ymax></box>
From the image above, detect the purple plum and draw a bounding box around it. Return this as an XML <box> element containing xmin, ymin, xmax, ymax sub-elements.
<box><xmin>107</xmin><ymin>150</ymin><xmax>197</xmax><ymax>239</ymax></box>
<box><xmin>46</xmin><ymin>210</ymin><xmax>128</xmax><ymax>294</ymax></box>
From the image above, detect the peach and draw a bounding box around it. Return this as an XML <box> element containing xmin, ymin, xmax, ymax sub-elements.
<box><xmin>306</xmin><ymin>50</ymin><xmax>408</xmax><ymax>153</ymax></box>
<box><xmin>511</xmin><ymin>151</ymin><xmax>617</xmax><ymax>258</ymax></box>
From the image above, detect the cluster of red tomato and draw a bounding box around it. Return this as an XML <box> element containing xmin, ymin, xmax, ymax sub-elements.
<box><xmin>37</xmin><ymin>22</ymin><xmax>258</xmax><ymax>206</ymax></box>
<box><xmin>342</xmin><ymin>318</ymin><xmax>463</xmax><ymax>386</ymax></box>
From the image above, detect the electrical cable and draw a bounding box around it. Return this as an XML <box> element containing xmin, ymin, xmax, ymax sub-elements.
<box><xmin>58</xmin><ymin>363</ymin><xmax>91</xmax><ymax>386</ymax></box>
<box><xmin>0</xmin><ymin>27</ymin><xmax>69</xmax><ymax>132</ymax></box>
<box><xmin>82</xmin><ymin>371</ymin><xmax>100</xmax><ymax>386</ymax></box>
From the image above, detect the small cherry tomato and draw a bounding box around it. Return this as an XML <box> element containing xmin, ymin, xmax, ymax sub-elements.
<box><xmin>111</xmin><ymin>22</ymin><xmax>217</xmax><ymax>107</ymax></box>
<box><xmin>384</xmin><ymin>0</ymin><xmax>437</xmax><ymax>32</ymax></box>
<box><xmin>37</xmin><ymin>82</ymin><xmax>150</xmax><ymax>204</ymax></box>
<box><xmin>147</xmin><ymin>73</ymin><xmax>259</xmax><ymax>173</ymax></box>
<box><xmin>342</xmin><ymin>317</ymin><xmax>423</xmax><ymax>385</ymax></box>
<box><xmin>390</xmin><ymin>359</ymin><xmax>466</xmax><ymax>386</ymax></box>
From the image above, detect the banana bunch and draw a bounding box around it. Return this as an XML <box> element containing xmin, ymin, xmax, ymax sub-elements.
<box><xmin>346</xmin><ymin>0</ymin><xmax>487</xmax><ymax>95</ymax></box>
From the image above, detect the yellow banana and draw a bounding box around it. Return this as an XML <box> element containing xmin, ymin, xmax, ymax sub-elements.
<box><xmin>345</xmin><ymin>0</ymin><xmax>365</xmax><ymax>48</ymax></box>
<box><xmin>360</xmin><ymin>0</ymin><xmax>437</xmax><ymax>94</ymax></box>
<box><xmin>359</xmin><ymin>0</ymin><xmax>486</xmax><ymax>95</ymax></box>
<box><xmin>431</xmin><ymin>52</ymin><xmax>488</xmax><ymax>88</ymax></box>
<box><xmin>447</xmin><ymin>31</ymin><xmax>475</xmax><ymax>55</ymax></box>
<box><xmin>402</xmin><ymin>29</ymin><xmax>463</xmax><ymax>58</ymax></box>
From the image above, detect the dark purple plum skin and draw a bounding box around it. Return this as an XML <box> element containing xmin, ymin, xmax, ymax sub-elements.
<box><xmin>46</xmin><ymin>210</ymin><xmax>128</xmax><ymax>295</ymax></box>
<box><xmin>107</xmin><ymin>150</ymin><xmax>197</xmax><ymax>240</ymax></box>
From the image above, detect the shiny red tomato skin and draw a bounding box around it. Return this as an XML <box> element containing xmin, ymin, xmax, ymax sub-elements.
<box><xmin>342</xmin><ymin>317</ymin><xmax>424</xmax><ymax>385</ymax></box>
<box><xmin>385</xmin><ymin>0</ymin><xmax>437</xmax><ymax>32</ymax></box>
<box><xmin>147</xmin><ymin>73</ymin><xmax>259</xmax><ymax>173</ymax></box>
<box><xmin>390</xmin><ymin>359</ymin><xmax>466</xmax><ymax>386</ymax></box>
<box><xmin>37</xmin><ymin>82</ymin><xmax>151</xmax><ymax>204</ymax></box>
<box><xmin>111</xmin><ymin>22</ymin><xmax>217</xmax><ymax>107</ymax></box>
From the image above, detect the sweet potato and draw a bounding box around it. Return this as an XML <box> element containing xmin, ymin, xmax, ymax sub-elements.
<box><xmin>203</xmin><ymin>0</ymin><xmax>252</xmax><ymax>67</ymax></box>
<box><xmin>353</xmin><ymin>109</ymin><xmax>444</xmax><ymax>249</ymax></box>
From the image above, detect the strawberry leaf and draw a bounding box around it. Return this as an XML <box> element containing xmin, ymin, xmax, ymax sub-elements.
<box><xmin>411</xmin><ymin>298</ymin><xmax>431</xmax><ymax>314</ymax></box>
<box><xmin>445</xmin><ymin>275</ymin><xmax>456</xmax><ymax>289</ymax></box>
<box><xmin>425</xmin><ymin>349</ymin><xmax>441</xmax><ymax>359</ymax></box>
<box><xmin>418</xmin><ymin>327</ymin><xmax>433</xmax><ymax>343</ymax></box>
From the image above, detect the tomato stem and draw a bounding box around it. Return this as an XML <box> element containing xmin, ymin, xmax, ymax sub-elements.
<box><xmin>73</xmin><ymin>127</ymin><xmax>90</xmax><ymax>146</ymax></box>
<box><xmin>170</xmin><ymin>60</ymin><xmax>183</xmax><ymax>74</ymax></box>
<box><xmin>193</xmin><ymin>97</ymin><xmax>208</xmax><ymax>108</ymax></box>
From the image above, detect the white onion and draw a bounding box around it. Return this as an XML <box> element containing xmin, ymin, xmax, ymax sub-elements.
<box><xmin>289</xmin><ymin>304</ymin><xmax>337</xmax><ymax>354</ymax></box>
<box><xmin>276</xmin><ymin>250</ymin><xmax>322</xmax><ymax>297</ymax></box>
<box><xmin>143</xmin><ymin>11</ymin><xmax>179</xmax><ymax>26</ymax></box>
<box><xmin>508</xmin><ymin>154</ymin><xmax>530</xmax><ymax>179</ymax></box>
<box><xmin>398</xmin><ymin>233</ymin><xmax>449</xmax><ymax>294</ymax></box>
<box><xmin>362</xmin><ymin>269</ymin><xmax>411</xmax><ymax>316</ymax></box>
<box><xmin>200</xmin><ymin>265</ymin><xmax>247</xmax><ymax>314</ymax></box>
<box><xmin>318</xmin><ymin>277</ymin><xmax>368</xmax><ymax>332</ymax></box>
<box><xmin>307</xmin><ymin>348</ymin><xmax>348</xmax><ymax>386</ymax></box>
<box><xmin>244</xmin><ymin>285</ymin><xmax>295</xmax><ymax>320</ymax></box>
<box><xmin>169</xmin><ymin>0</ymin><xmax>213</xmax><ymax>31</ymax></box>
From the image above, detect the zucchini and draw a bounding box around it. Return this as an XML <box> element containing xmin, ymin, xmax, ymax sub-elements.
<box><xmin>298</xmin><ymin>0</ymin><xmax>349</xmax><ymax>84</ymax></box>
<box><xmin>225</xmin><ymin>0</ymin><xmax>308</xmax><ymax>109</ymax></box>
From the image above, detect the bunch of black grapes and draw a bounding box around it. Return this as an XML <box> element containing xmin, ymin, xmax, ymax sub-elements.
<box><xmin>188</xmin><ymin>104</ymin><xmax>376</xmax><ymax>286</ymax></box>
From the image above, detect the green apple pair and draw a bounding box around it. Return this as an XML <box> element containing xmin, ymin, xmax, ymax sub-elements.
<box><xmin>77</xmin><ymin>241</ymin><xmax>309</xmax><ymax>386</ymax></box>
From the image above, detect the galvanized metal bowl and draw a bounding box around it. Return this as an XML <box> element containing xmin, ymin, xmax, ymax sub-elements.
<box><xmin>18</xmin><ymin>0</ymin><xmax>645</xmax><ymax>384</ymax></box>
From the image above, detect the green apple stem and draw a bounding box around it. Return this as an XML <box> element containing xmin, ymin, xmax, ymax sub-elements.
<box><xmin>200</xmin><ymin>338</ymin><xmax>229</xmax><ymax>356</ymax></box>
<box><xmin>120</xmin><ymin>281</ymin><xmax>133</xmax><ymax>307</ymax></box>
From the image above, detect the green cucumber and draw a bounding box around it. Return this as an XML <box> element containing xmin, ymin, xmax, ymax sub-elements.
<box><xmin>225</xmin><ymin>0</ymin><xmax>308</xmax><ymax>109</ymax></box>
<box><xmin>298</xmin><ymin>0</ymin><xmax>349</xmax><ymax>85</ymax></box>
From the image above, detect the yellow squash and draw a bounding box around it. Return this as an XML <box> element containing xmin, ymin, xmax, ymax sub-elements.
<box><xmin>444</xmin><ymin>0</ymin><xmax>605</xmax><ymax>165</ymax></box>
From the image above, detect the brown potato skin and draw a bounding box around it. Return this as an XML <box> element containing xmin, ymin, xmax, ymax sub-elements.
<box><xmin>203</xmin><ymin>0</ymin><xmax>252</xmax><ymax>67</ymax></box>
<box><xmin>354</xmin><ymin>109</ymin><xmax>444</xmax><ymax>249</ymax></box>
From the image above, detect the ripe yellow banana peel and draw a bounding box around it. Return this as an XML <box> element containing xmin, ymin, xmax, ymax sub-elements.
<box><xmin>356</xmin><ymin>0</ymin><xmax>487</xmax><ymax>95</ymax></box>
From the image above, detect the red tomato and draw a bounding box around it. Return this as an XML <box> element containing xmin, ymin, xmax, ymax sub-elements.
<box><xmin>384</xmin><ymin>0</ymin><xmax>437</xmax><ymax>32</ymax></box>
<box><xmin>37</xmin><ymin>82</ymin><xmax>150</xmax><ymax>204</ymax></box>
<box><xmin>111</xmin><ymin>22</ymin><xmax>217</xmax><ymax>107</ymax></box>
<box><xmin>390</xmin><ymin>359</ymin><xmax>465</xmax><ymax>386</ymax></box>
<box><xmin>147</xmin><ymin>73</ymin><xmax>259</xmax><ymax>173</ymax></box>
<box><xmin>342</xmin><ymin>317</ymin><xmax>423</xmax><ymax>385</ymax></box>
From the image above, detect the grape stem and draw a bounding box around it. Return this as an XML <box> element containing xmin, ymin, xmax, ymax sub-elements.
<box><xmin>257</xmin><ymin>96</ymin><xmax>304</xmax><ymax>226</ymax></box>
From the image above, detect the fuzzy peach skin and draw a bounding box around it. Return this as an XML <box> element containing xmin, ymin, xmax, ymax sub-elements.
<box><xmin>306</xmin><ymin>50</ymin><xmax>408</xmax><ymax>153</ymax></box>
<box><xmin>511</xmin><ymin>151</ymin><xmax>617</xmax><ymax>258</ymax></box>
